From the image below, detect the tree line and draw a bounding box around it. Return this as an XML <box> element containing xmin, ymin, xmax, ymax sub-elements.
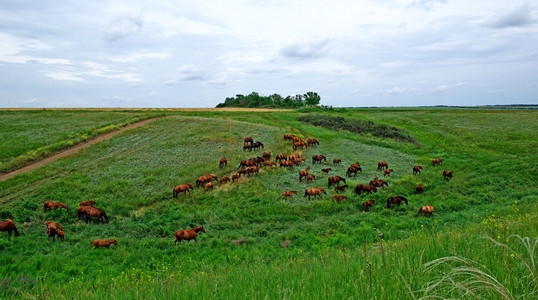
<box><xmin>215</xmin><ymin>92</ymin><xmax>321</xmax><ymax>108</ymax></box>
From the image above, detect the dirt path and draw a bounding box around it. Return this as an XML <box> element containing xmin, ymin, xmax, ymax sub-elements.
<box><xmin>0</xmin><ymin>117</ymin><xmax>160</xmax><ymax>182</ymax></box>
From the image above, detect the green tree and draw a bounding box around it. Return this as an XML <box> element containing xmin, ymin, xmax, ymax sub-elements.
<box><xmin>304</xmin><ymin>92</ymin><xmax>321</xmax><ymax>106</ymax></box>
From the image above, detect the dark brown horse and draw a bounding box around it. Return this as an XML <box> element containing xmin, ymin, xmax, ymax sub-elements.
<box><xmin>175</xmin><ymin>226</ymin><xmax>206</xmax><ymax>245</ymax></box>
<box><xmin>284</xmin><ymin>134</ymin><xmax>295</xmax><ymax>141</ymax></box>
<box><xmin>328</xmin><ymin>176</ymin><xmax>346</xmax><ymax>187</ymax></box>
<box><xmin>387</xmin><ymin>196</ymin><xmax>408</xmax><ymax>208</ymax></box>
<box><xmin>304</xmin><ymin>187</ymin><xmax>327</xmax><ymax>200</ymax></box>
<box><xmin>307</xmin><ymin>138</ymin><xmax>319</xmax><ymax>147</ymax></box>
<box><xmin>220</xmin><ymin>176</ymin><xmax>230</xmax><ymax>184</ymax></box>
<box><xmin>78</xmin><ymin>206</ymin><xmax>91</xmax><ymax>221</ymax></box>
<box><xmin>282</xmin><ymin>191</ymin><xmax>297</xmax><ymax>199</ymax></box>
<box><xmin>377</xmin><ymin>161</ymin><xmax>388</xmax><ymax>170</ymax></box>
<box><xmin>334</xmin><ymin>184</ymin><xmax>349</xmax><ymax>192</ymax></box>
<box><xmin>306</xmin><ymin>174</ymin><xmax>316</xmax><ymax>183</ymax></box>
<box><xmin>332</xmin><ymin>195</ymin><xmax>348</xmax><ymax>203</ymax></box>
<box><xmin>173</xmin><ymin>183</ymin><xmax>194</xmax><ymax>198</ymax></box>
<box><xmin>312</xmin><ymin>155</ymin><xmax>326</xmax><ymax>164</ymax></box>
<box><xmin>442</xmin><ymin>170</ymin><xmax>453</xmax><ymax>179</ymax></box>
<box><xmin>244</xmin><ymin>137</ymin><xmax>253</xmax><ymax>145</ymax></box>
<box><xmin>333</xmin><ymin>158</ymin><xmax>341</xmax><ymax>165</ymax></box>
<box><xmin>276</xmin><ymin>154</ymin><xmax>287</xmax><ymax>162</ymax></box>
<box><xmin>346</xmin><ymin>166</ymin><xmax>361</xmax><ymax>177</ymax></box>
<box><xmin>415</xmin><ymin>184</ymin><xmax>424</xmax><ymax>194</ymax></box>
<box><xmin>232</xmin><ymin>173</ymin><xmax>240</xmax><ymax>182</ymax></box>
<box><xmin>321</xmin><ymin>168</ymin><xmax>332</xmax><ymax>175</ymax></box>
<box><xmin>363</xmin><ymin>199</ymin><xmax>375</xmax><ymax>211</ymax></box>
<box><xmin>219</xmin><ymin>157</ymin><xmax>227</xmax><ymax>168</ymax></box>
<box><xmin>90</xmin><ymin>239</ymin><xmax>118</xmax><ymax>248</ymax></box>
<box><xmin>299</xmin><ymin>166</ymin><xmax>310</xmax><ymax>182</ymax></box>
<box><xmin>432</xmin><ymin>158</ymin><xmax>443</xmax><ymax>166</ymax></box>
<box><xmin>354</xmin><ymin>184</ymin><xmax>378</xmax><ymax>195</ymax></box>
<box><xmin>196</xmin><ymin>174</ymin><xmax>218</xmax><ymax>187</ymax></box>
<box><xmin>383</xmin><ymin>169</ymin><xmax>393</xmax><ymax>177</ymax></box>
<box><xmin>413</xmin><ymin>166</ymin><xmax>423</xmax><ymax>175</ymax></box>
<box><xmin>0</xmin><ymin>219</ymin><xmax>20</xmax><ymax>237</ymax></box>
<box><xmin>79</xmin><ymin>200</ymin><xmax>96</xmax><ymax>207</ymax></box>
<box><xmin>246</xmin><ymin>165</ymin><xmax>259</xmax><ymax>176</ymax></box>
<box><xmin>251</xmin><ymin>141</ymin><xmax>264</xmax><ymax>150</ymax></box>
<box><xmin>262</xmin><ymin>151</ymin><xmax>271</xmax><ymax>161</ymax></box>
<box><xmin>43</xmin><ymin>201</ymin><xmax>69</xmax><ymax>213</ymax></box>
<box><xmin>369</xmin><ymin>177</ymin><xmax>388</xmax><ymax>189</ymax></box>
<box><xmin>418</xmin><ymin>205</ymin><xmax>434</xmax><ymax>217</ymax></box>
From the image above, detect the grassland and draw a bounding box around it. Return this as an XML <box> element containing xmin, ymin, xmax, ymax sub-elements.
<box><xmin>0</xmin><ymin>108</ymin><xmax>536</xmax><ymax>299</ymax></box>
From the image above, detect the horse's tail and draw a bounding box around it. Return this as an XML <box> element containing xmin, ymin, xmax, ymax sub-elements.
<box><xmin>90</xmin><ymin>240</ymin><xmax>96</xmax><ymax>245</ymax></box>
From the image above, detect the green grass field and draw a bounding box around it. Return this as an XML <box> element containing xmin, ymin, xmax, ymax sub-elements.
<box><xmin>0</xmin><ymin>108</ymin><xmax>536</xmax><ymax>299</ymax></box>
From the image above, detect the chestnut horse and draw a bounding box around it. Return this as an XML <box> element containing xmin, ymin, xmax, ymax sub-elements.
<box><xmin>333</xmin><ymin>158</ymin><xmax>341</xmax><ymax>166</ymax></box>
<box><xmin>175</xmin><ymin>226</ymin><xmax>206</xmax><ymax>245</ymax></box>
<box><xmin>79</xmin><ymin>200</ymin><xmax>96</xmax><ymax>207</ymax></box>
<box><xmin>312</xmin><ymin>155</ymin><xmax>326</xmax><ymax>164</ymax></box>
<box><xmin>383</xmin><ymin>169</ymin><xmax>393</xmax><ymax>177</ymax></box>
<box><xmin>377</xmin><ymin>161</ymin><xmax>388</xmax><ymax>170</ymax></box>
<box><xmin>196</xmin><ymin>174</ymin><xmax>218</xmax><ymax>187</ymax></box>
<box><xmin>262</xmin><ymin>151</ymin><xmax>271</xmax><ymax>161</ymax></box>
<box><xmin>415</xmin><ymin>184</ymin><xmax>424</xmax><ymax>194</ymax></box>
<box><xmin>232</xmin><ymin>173</ymin><xmax>240</xmax><ymax>182</ymax></box>
<box><xmin>85</xmin><ymin>207</ymin><xmax>109</xmax><ymax>224</ymax></box>
<box><xmin>280</xmin><ymin>160</ymin><xmax>295</xmax><ymax>170</ymax></box>
<box><xmin>346</xmin><ymin>166</ymin><xmax>361</xmax><ymax>177</ymax></box>
<box><xmin>43</xmin><ymin>201</ymin><xmax>68</xmax><ymax>213</ymax></box>
<box><xmin>219</xmin><ymin>157</ymin><xmax>227</xmax><ymax>168</ymax></box>
<box><xmin>363</xmin><ymin>199</ymin><xmax>375</xmax><ymax>211</ymax></box>
<box><xmin>306</xmin><ymin>174</ymin><xmax>316</xmax><ymax>183</ymax></box>
<box><xmin>244</xmin><ymin>137</ymin><xmax>253</xmax><ymax>145</ymax></box>
<box><xmin>44</xmin><ymin>221</ymin><xmax>63</xmax><ymax>242</ymax></box>
<box><xmin>205</xmin><ymin>182</ymin><xmax>214</xmax><ymax>191</ymax></box>
<box><xmin>442</xmin><ymin>170</ymin><xmax>453</xmax><ymax>179</ymax></box>
<box><xmin>173</xmin><ymin>183</ymin><xmax>194</xmax><ymax>198</ymax></box>
<box><xmin>0</xmin><ymin>219</ymin><xmax>20</xmax><ymax>237</ymax></box>
<box><xmin>304</xmin><ymin>187</ymin><xmax>327</xmax><ymax>200</ymax></box>
<box><xmin>90</xmin><ymin>239</ymin><xmax>118</xmax><ymax>248</ymax></box>
<box><xmin>432</xmin><ymin>158</ymin><xmax>443</xmax><ymax>166</ymax></box>
<box><xmin>369</xmin><ymin>177</ymin><xmax>388</xmax><ymax>189</ymax></box>
<box><xmin>299</xmin><ymin>166</ymin><xmax>310</xmax><ymax>182</ymax></box>
<box><xmin>328</xmin><ymin>176</ymin><xmax>346</xmax><ymax>187</ymax></box>
<box><xmin>332</xmin><ymin>195</ymin><xmax>347</xmax><ymax>203</ymax></box>
<box><xmin>413</xmin><ymin>166</ymin><xmax>423</xmax><ymax>175</ymax></box>
<box><xmin>354</xmin><ymin>184</ymin><xmax>378</xmax><ymax>195</ymax></box>
<box><xmin>293</xmin><ymin>141</ymin><xmax>307</xmax><ymax>150</ymax></box>
<box><xmin>387</xmin><ymin>196</ymin><xmax>408</xmax><ymax>208</ymax></box>
<box><xmin>284</xmin><ymin>134</ymin><xmax>295</xmax><ymax>141</ymax></box>
<box><xmin>276</xmin><ymin>154</ymin><xmax>287</xmax><ymax>162</ymax></box>
<box><xmin>334</xmin><ymin>184</ymin><xmax>349</xmax><ymax>192</ymax></box>
<box><xmin>251</xmin><ymin>141</ymin><xmax>264</xmax><ymax>150</ymax></box>
<box><xmin>307</xmin><ymin>138</ymin><xmax>319</xmax><ymax>147</ymax></box>
<box><xmin>321</xmin><ymin>168</ymin><xmax>332</xmax><ymax>175</ymax></box>
<box><xmin>78</xmin><ymin>206</ymin><xmax>91</xmax><ymax>221</ymax></box>
<box><xmin>220</xmin><ymin>176</ymin><xmax>230</xmax><ymax>184</ymax></box>
<box><xmin>418</xmin><ymin>205</ymin><xmax>434</xmax><ymax>217</ymax></box>
<box><xmin>282</xmin><ymin>191</ymin><xmax>297</xmax><ymax>199</ymax></box>
<box><xmin>263</xmin><ymin>161</ymin><xmax>277</xmax><ymax>167</ymax></box>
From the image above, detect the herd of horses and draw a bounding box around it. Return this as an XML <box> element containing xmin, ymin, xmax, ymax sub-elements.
<box><xmin>2</xmin><ymin>133</ymin><xmax>450</xmax><ymax>244</ymax></box>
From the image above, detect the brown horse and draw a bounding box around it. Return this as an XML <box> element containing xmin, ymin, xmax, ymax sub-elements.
<box><xmin>205</xmin><ymin>182</ymin><xmax>214</xmax><ymax>191</ymax></box>
<box><xmin>418</xmin><ymin>205</ymin><xmax>434</xmax><ymax>217</ymax></box>
<box><xmin>44</xmin><ymin>221</ymin><xmax>63</xmax><ymax>242</ymax></box>
<box><xmin>284</xmin><ymin>134</ymin><xmax>295</xmax><ymax>141</ymax></box>
<box><xmin>219</xmin><ymin>176</ymin><xmax>230</xmax><ymax>184</ymax></box>
<box><xmin>237</xmin><ymin>169</ymin><xmax>248</xmax><ymax>177</ymax></box>
<box><xmin>346</xmin><ymin>166</ymin><xmax>361</xmax><ymax>177</ymax></box>
<box><xmin>415</xmin><ymin>184</ymin><xmax>424</xmax><ymax>194</ymax></box>
<box><xmin>321</xmin><ymin>168</ymin><xmax>332</xmax><ymax>175</ymax></box>
<box><xmin>219</xmin><ymin>157</ymin><xmax>227</xmax><ymax>168</ymax></box>
<box><xmin>232</xmin><ymin>173</ymin><xmax>240</xmax><ymax>182</ymax></box>
<box><xmin>363</xmin><ymin>199</ymin><xmax>375</xmax><ymax>211</ymax></box>
<box><xmin>334</xmin><ymin>184</ymin><xmax>349</xmax><ymax>192</ymax></box>
<box><xmin>262</xmin><ymin>151</ymin><xmax>271</xmax><ymax>161</ymax></box>
<box><xmin>85</xmin><ymin>207</ymin><xmax>109</xmax><ymax>224</ymax></box>
<box><xmin>307</xmin><ymin>138</ymin><xmax>319</xmax><ymax>147</ymax></box>
<box><xmin>282</xmin><ymin>191</ymin><xmax>297</xmax><ymax>199</ymax></box>
<box><xmin>0</xmin><ymin>219</ymin><xmax>20</xmax><ymax>237</ymax></box>
<box><xmin>332</xmin><ymin>195</ymin><xmax>348</xmax><ymax>203</ymax></box>
<box><xmin>280</xmin><ymin>160</ymin><xmax>295</xmax><ymax>170</ymax></box>
<box><xmin>293</xmin><ymin>141</ymin><xmax>307</xmax><ymax>150</ymax></box>
<box><xmin>354</xmin><ymin>184</ymin><xmax>378</xmax><ymax>195</ymax></box>
<box><xmin>196</xmin><ymin>174</ymin><xmax>218</xmax><ymax>187</ymax></box>
<box><xmin>244</xmin><ymin>137</ymin><xmax>253</xmax><ymax>145</ymax></box>
<box><xmin>333</xmin><ymin>158</ymin><xmax>341</xmax><ymax>166</ymax></box>
<box><xmin>263</xmin><ymin>161</ymin><xmax>277</xmax><ymax>167</ymax></box>
<box><xmin>432</xmin><ymin>158</ymin><xmax>443</xmax><ymax>166</ymax></box>
<box><xmin>304</xmin><ymin>187</ymin><xmax>327</xmax><ymax>200</ymax></box>
<box><xmin>306</xmin><ymin>174</ymin><xmax>316</xmax><ymax>183</ymax></box>
<box><xmin>299</xmin><ymin>166</ymin><xmax>310</xmax><ymax>182</ymax></box>
<box><xmin>377</xmin><ymin>161</ymin><xmax>388</xmax><ymax>170</ymax></box>
<box><xmin>369</xmin><ymin>177</ymin><xmax>388</xmax><ymax>189</ymax></box>
<box><xmin>78</xmin><ymin>206</ymin><xmax>91</xmax><ymax>221</ymax></box>
<box><xmin>175</xmin><ymin>226</ymin><xmax>206</xmax><ymax>245</ymax></box>
<box><xmin>387</xmin><ymin>196</ymin><xmax>408</xmax><ymax>208</ymax></box>
<box><xmin>312</xmin><ymin>155</ymin><xmax>326</xmax><ymax>164</ymax></box>
<box><xmin>413</xmin><ymin>166</ymin><xmax>423</xmax><ymax>175</ymax></box>
<box><xmin>57</xmin><ymin>230</ymin><xmax>65</xmax><ymax>242</ymax></box>
<box><xmin>328</xmin><ymin>176</ymin><xmax>346</xmax><ymax>187</ymax></box>
<box><xmin>43</xmin><ymin>201</ymin><xmax>69</xmax><ymax>213</ymax></box>
<box><xmin>383</xmin><ymin>169</ymin><xmax>393</xmax><ymax>177</ymax></box>
<box><xmin>276</xmin><ymin>154</ymin><xmax>287</xmax><ymax>162</ymax></box>
<box><xmin>173</xmin><ymin>183</ymin><xmax>194</xmax><ymax>198</ymax></box>
<box><xmin>442</xmin><ymin>170</ymin><xmax>453</xmax><ymax>179</ymax></box>
<box><xmin>79</xmin><ymin>200</ymin><xmax>96</xmax><ymax>207</ymax></box>
<box><xmin>246</xmin><ymin>166</ymin><xmax>259</xmax><ymax>176</ymax></box>
<box><xmin>292</xmin><ymin>136</ymin><xmax>302</xmax><ymax>142</ymax></box>
<box><xmin>288</xmin><ymin>154</ymin><xmax>301</xmax><ymax>161</ymax></box>
<box><xmin>90</xmin><ymin>239</ymin><xmax>118</xmax><ymax>248</ymax></box>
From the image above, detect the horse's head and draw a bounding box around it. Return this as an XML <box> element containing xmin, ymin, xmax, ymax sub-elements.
<box><xmin>199</xmin><ymin>226</ymin><xmax>206</xmax><ymax>234</ymax></box>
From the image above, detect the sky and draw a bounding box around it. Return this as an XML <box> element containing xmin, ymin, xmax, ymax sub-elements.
<box><xmin>0</xmin><ymin>0</ymin><xmax>537</xmax><ymax>108</ymax></box>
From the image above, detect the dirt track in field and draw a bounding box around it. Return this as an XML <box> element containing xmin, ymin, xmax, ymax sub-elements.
<box><xmin>0</xmin><ymin>117</ymin><xmax>159</xmax><ymax>182</ymax></box>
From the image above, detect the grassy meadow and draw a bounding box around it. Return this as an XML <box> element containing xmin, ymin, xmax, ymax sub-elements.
<box><xmin>0</xmin><ymin>108</ymin><xmax>536</xmax><ymax>299</ymax></box>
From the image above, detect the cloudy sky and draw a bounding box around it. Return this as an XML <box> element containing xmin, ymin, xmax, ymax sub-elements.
<box><xmin>0</xmin><ymin>0</ymin><xmax>536</xmax><ymax>108</ymax></box>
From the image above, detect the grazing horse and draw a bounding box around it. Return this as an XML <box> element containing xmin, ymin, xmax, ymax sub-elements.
<box><xmin>354</xmin><ymin>184</ymin><xmax>378</xmax><ymax>195</ymax></box>
<box><xmin>220</xmin><ymin>176</ymin><xmax>230</xmax><ymax>184</ymax></box>
<box><xmin>328</xmin><ymin>176</ymin><xmax>346</xmax><ymax>187</ymax></box>
<box><xmin>244</xmin><ymin>137</ymin><xmax>253</xmax><ymax>145</ymax></box>
<box><xmin>246</xmin><ymin>166</ymin><xmax>259</xmax><ymax>176</ymax></box>
<box><xmin>175</xmin><ymin>226</ymin><xmax>206</xmax><ymax>245</ymax></box>
<box><xmin>293</xmin><ymin>141</ymin><xmax>307</xmax><ymax>150</ymax></box>
<box><xmin>442</xmin><ymin>171</ymin><xmax>453</xmax><ymax>179</ymax></box>
<box><xmin>369</xmin><ymin>177</ymin><xmax>388</xmax><ymax>189</ymax></box>
<box><xmin>432</xmin><ymin>158</ymin><xmax>443</xmax><ymax>166</ymax></box>
<box><xmin>299</xmin><ymin>166</ymin><xmax>310</xmax><ymax>182</ymax></box>
<box><xmin>219</xmin><ymin>157</ymin><xmax>227</xmax><ymax>168</ymax></box>
<box><xmin>205</xmin><ymin>182</ymin><xmax>214</xmax><ymax>191</ymax></box>
<box><xmin>288</xmin><ymin>154</ymin><xmax>301</xmax><ymax>161</ymax></box>
<box><xmin>262</xmin><ymin>151</ymin><xmax>271</xmax><ymax>161</ymax></box>
<box><xmin>387</xmin><ymin>196</ymin><xmax>408</xmax><ymax>208</ymax></box>
<box><xmin>304</xmin><ymin>187</ymin><xmax>327</xmax><ymax>200</ymax></box>
<box><xmin>251</xmin><ymin>141</ymin><xmax>264</xmax><ymax>150</ymax></box>
<box><xmin>44</xmin><ymin>221</ymin><xmax>63</xmax><ymax>242</ymax></box>
<box><xmin>196</xmin><ymin>174</ymin><xmax>218</xmax><ymax>187</ymax></box>
<box><xmin>57</xmin><ymin>230</ymin><xmax>65</xmax><ymax>242</ymax></box>
<box><xmin>43</xmin><ymin>201</ymin><xmax>68</xmax><ymax>213</ymax></box>
<box><xmin>334</xmin><ymin>184</ymin><xmax>349</xmax><ymax>192</ymax></box>
<box><xmin>79</xmin><ymin>200</ymin><xmax>96</xmax><ymax>207</ymax></box>
<box><xmin>0</xmin><ymin>219</ymin><xmax>20</xmax><ymax>237</ymax></box>
<box><xmin>383</xmin><ymin>169</ymin><xmax>393</xmax><ymax>177</ymax></box>
<box><xmin>415</xmin><ymin>184</ymin><xmax>424</xmax><ymax>194</ymax></box>
<box><xmin>263</xmin><ymin>161</ymin><xmax>277</xmax><ymax>167</ymax></box>
<box><xmin>418</xmin><ymin>205</ymin><xmax>434</xmax><ymax>217</ymax></box>
<box><xmin>312</xmin><ymin>155</ymin><xmax>326</xmax><ymax>164</ymax></box>
<box><xmin>276</xmin><ymin>154</ymin><xmax>287</xmax><ymax>162</ymax></box>
<box><xmin>306</xmin><ymin>174</ymin><xmax>316</xmax><ymax>183</ymax></box>
<box><xmin>243</xmin><ymin>144</ymin><xmax>252</xmax><ymax>151</ymax></box>
<box><xmin>78</xmin><ymin>206</ymin><xmax>91</xmax><ymax>221</ymax></box>
<box><xmin>90</xmin><ymin>239</ymin><xmax>118</xmax><ymax>248</ymax></box>
<box><xmin>173</xmin><ymin>183</ymin><xmax>194</xmax><ymax>198</ymax></box>
<box><xmin>333</xmin><ymin>158</ymin><xmax>341</xmax><ymax>166</ymax></box>
<box><xmin>237</xmin><ymin>169</ymin><xmax>248</xmax><ymax>177</ymax></box>
<box><xmin>85</xmin><ymin>207</ymin><xmax>109</xmax><ymax>224</ymax></box>
<box><xmin>282</xmin><ymin>191</ymin><xmax>297</xmax><ymax>199</ymax></box>
<box><xmin>321</xmin><ymin>168</ymin><xmax>332</xmax><ymax>175</ymax></box>
<box><xmin>413</xmin><ymin>166</ymin><xmax>423</xmax><ymax>175</ymax></box>
<box><xmin>284</xmin><ymin>134</ymin><xmax>295</xmax><ymax>141</ymax></box>
<box><xmin>232</xmin><ymin>173</ymin><xmax>240</xmax><ymax>182</ymax></box>
<box><xmin>346</xmin><ymin>166</ymin><xmax>361</xmax><ymax>177</ymax></box>
<box><xmin>292</xmin><ymin>136</ymin><xmax>302</xmax><ymax>142</ymax></box>
<box><xmin>307</xmin><ymin>138</ymin><xmax>319</xmax><ymax>147</ymax></box>
<box><xmin>332</xmin><ymin>195</ymin><xmax>347</xmax><ymax>203</ymax></box>
<box><xmin>280</xmin><ymin>160</ymin><xmax>295</xmax><ymax>170</ymax></box>
<box><xmin>363</xmin><ymin>199</ymin><xmax>375</xmax><ymax>211</ymax></box>
<box><xmin>377</xmin><ymin>161</ymin><xmax>388</xmax><ymax>170</ymax></box>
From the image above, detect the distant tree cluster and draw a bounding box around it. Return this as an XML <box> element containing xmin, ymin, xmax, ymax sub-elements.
<box><xmin>215</xmin><ymin>92</ymin><xmax>321</xmax><ymax>108</ymax></box>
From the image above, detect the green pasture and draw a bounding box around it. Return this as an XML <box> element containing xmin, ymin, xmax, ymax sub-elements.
<box><xmin>0</xmin><ymin>108</ymin><xmax>536</xmax><ymax>299</ymax></box>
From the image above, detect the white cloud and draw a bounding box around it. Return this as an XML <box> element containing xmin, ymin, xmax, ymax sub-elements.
<box><xmin>104</xmin><ymin>15</ymin><xmax>144</xmax><ymax>42</ymax></box>
<box><xmin>281</xmin><ymin>38</ymin><xmax>331</xmax><ymax>59</ymax></box>
<box><xmin>407</xmin><ymin>0</ymin><xmax>447</xmax><ymax>11</ymax></box>
<box><xmin>484</xmin><ymin>2</ymin><xmax>536</xmax><ymax>28</ymax></box>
